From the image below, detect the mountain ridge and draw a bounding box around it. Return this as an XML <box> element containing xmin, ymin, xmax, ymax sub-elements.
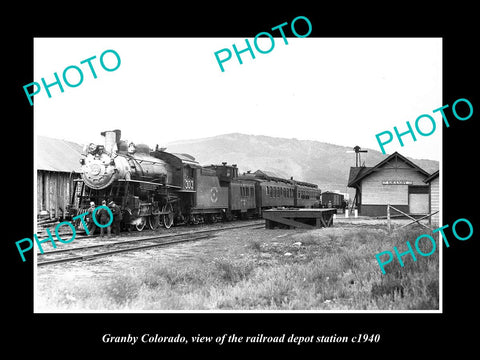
<box><xmin>165</xmin><ymin>133</ymin><xmax>439</xmax><ymax>194</ymax></box>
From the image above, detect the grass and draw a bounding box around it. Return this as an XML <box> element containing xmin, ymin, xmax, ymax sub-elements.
<box><xmin>36</xmin><ymin>224</ymin><xmax>439</xmax><ymax>311</ymax></box>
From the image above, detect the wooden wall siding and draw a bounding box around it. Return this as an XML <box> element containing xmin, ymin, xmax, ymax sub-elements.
<box><xmin>362</xmin><ymin>183</ymin><xmax>408</xmax><ymax>205</ymax></box>
<box><xmin>430</xmin><ymin>177</ymin><xmax>439</xmax><ymax>225</ymax></box>
<box><xmin>361</xmin><ymin>166</ymin><xmax>427</xmax><ymax>205</ymax></box>
<box><xmin>37</xmin><ymin>170</ymin><xmax>75</xmax><ymax>219</ymax></box>
<box><xmin>37</xmin><ymin>171</ymin><xmax>43</xmax><ymax>214</ymax></box>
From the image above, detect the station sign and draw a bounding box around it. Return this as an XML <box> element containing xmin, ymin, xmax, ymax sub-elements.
<box><xmin>382</xmin><ymin>180</ymin><xmax>413</xmax><ymax>185</ymax></box>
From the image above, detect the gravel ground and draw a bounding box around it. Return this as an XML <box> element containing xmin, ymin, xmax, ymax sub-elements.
<box><xmin>36</xmin><ymin>222</ymin><xmax>274</xmax><ymax>288</ymax></box>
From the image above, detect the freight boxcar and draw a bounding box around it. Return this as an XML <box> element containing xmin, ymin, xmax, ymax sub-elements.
<box><xmin>321</xmin><ymin>191</ymin><xmax>344</xmax><ymax>209</ymax></box>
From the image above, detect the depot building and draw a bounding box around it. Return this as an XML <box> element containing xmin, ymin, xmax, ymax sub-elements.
<box><xmin>348</xmin><ymin>152</ymin><xmax>436</xmax><ymax>217</ymax></box>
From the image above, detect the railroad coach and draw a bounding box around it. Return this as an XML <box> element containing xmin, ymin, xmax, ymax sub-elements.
<box><xmin>236</xmin><ymin>171</ymin><xmax>295</xmax><ymax>211</ymax></box>
<box><xmin>257</xmin><ymin>179</ymin><xmax>295</xmax><ymax>208</ymax></box>
<box><xmin>293</xmin><ymin>181</ymin><xmax>321</xmax><ymax>208</ymax></box>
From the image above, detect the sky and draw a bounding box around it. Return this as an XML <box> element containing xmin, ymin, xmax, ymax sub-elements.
<box><xmin>34</xmin><ymin>37</ymin><xmax>442</xmax><ymax>161</ymax></box>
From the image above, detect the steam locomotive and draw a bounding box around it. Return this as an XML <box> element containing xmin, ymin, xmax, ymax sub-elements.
<box><xmin>70</xmin><ymin>130</ymin><xmax>321</xmax><ymax>232</ymax></box>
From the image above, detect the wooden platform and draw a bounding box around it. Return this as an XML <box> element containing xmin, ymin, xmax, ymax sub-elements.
<box><xmin>262</xmin><ymin>208</ymin><xmax>336</xmax><ymax>229</ymax></box>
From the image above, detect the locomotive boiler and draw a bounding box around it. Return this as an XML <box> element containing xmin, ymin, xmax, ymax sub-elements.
<box><xmin>81</xmin><ymin>129</ymin><xmax>172</xmax><ymax>190</ymax></box>
<box><xmin>75</xmin><ymin>129</ymin><xmax>180</xmax><ymax>230</ymax></box>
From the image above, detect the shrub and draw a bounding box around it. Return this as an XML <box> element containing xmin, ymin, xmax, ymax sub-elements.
<box><xmin>249</xmin><ymin>239</ymin><xmax>262</xmax><ymax>252</ymax></box>
<box><xmin>214</xmin><ymin>258</ymin><xmax>255</xmax><ymax>284</ymax></box>
<box><xmin>141</xmin><ymin>262</ymin><xmax>211</xmax><ymax>288</ymax></box>
<box><xmin>102</xmin><ymin>274</ymin><xmax>141</xmax><ymax>305</ymax></box>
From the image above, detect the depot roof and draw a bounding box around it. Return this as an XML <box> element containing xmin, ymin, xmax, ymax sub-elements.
<box><xmin>347</xmin><ymin>151</ymin><xmax>430</xmax><ymax>188</ymax></box>
<box><xmin>424</xmin><ymin>170</ymin><xmax>439</xmax><ymax>183</ymax></box>
<box><xmin>36</xmin><ymin>136</ymin><xmax>83</xmax><ymax>173</ymax></box>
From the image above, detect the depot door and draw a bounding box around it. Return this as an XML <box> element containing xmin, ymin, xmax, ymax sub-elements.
<box><xmin>408</xmin><ymin>185</ymin><xmax>429</xmax><ymax>214</ymax></box>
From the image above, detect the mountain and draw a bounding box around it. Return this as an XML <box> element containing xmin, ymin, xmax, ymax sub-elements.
<box><xmin>165</xmin><ymin>133</ymin><xmax>439</xmax><ymax>195</ymax></box>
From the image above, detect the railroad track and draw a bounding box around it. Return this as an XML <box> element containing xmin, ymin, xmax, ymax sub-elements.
<box><xmin>40</xmin><ymin>219</ymin><xmax>264</xmax><ymax>242</ymax></box>
<box><xmin>37</xmin><ymin>221</ymin><xmax>264</xmax><ymax>266</ymax></box>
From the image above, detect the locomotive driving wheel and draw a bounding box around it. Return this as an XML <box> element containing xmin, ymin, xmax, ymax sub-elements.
<box><xmin>148</xmin><ymin>215</ymin><xmax>160</xmax><ymax>230</ymax></box>
<box><xmin>135</xmin><ymin>216</ymin><xmax>146</xmax><ymax>231</ymax></box>
<box><xmin>162</xmin><ymin>203</ymin><xmax>174</xmax><ymax>229</ymax></box>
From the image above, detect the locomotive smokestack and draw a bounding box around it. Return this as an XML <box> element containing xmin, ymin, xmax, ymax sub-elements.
<box><xmin>100</xmin><ymin>129</ymin><xmax>120</xmax><ymax>155</ymax></box>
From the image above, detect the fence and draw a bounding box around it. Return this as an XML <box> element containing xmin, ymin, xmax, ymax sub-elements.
<box><xmin>387</xmin><ymin>204</ymin><xmax>439</xmax><ymax>233</ymax></box>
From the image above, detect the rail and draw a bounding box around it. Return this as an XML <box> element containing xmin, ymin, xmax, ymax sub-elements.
<box><xmin>37</xmin><ymin>221</ymin><xmax>264</xmax><ymax>266</ymax></box>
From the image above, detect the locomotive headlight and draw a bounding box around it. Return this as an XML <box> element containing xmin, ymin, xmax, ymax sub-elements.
<box><xmin>79</xmin><ymin>158</ymin><xmax>85</xmax><ymax>165</ymax></box>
